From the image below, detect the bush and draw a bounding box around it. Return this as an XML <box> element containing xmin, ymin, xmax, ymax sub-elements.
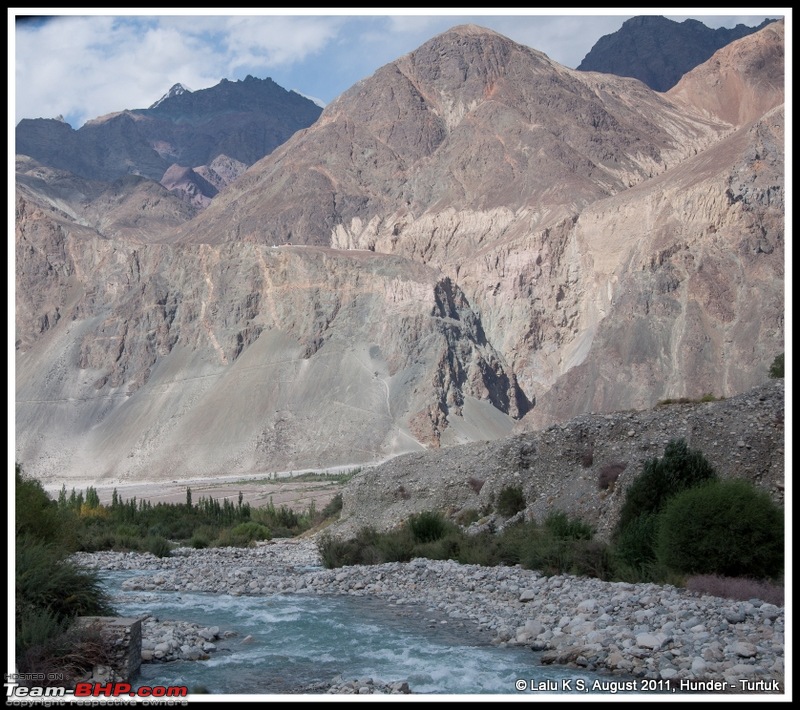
<box><xmin>145</xmin><ymin>535</ymin><xmax>173</xmax><ymax>558</ymax></box>
<box><xmin>768</xmin><ymin>353</ymin><xmax>784</xmax><ymax>378</ymax></box>
<box><xmin>15</xmin><ymin>466</ymin><xmax>72</xmax><ymax>546</ymax></box>
<box><xmin>16</xmin><ymin>536</ymin><xmax>113</xmax><ymax>656</ymax></box>
<box><xmin>190</xmin><ymin>534</ymin><xmax>210</xmax><ymax>549</ymax></box>
<box><xmin>16</xmin><ymin>622</ymin><xmax>113</xmax><ymax>687</ymax></box>
<box><xmin>598</xmin><ymin>462</ymin><xmax>627</xmax><ymax>491</ymax></box>
<box><xmin>570</xmin><ymin>540</ymin><xmax>615</xmax><ymax>580</ymax></box>
<box><xmin>408</xmin><ymin>511</ymin><xmax>450</xmax><ymax>543</ymax></box>
<box><xmin>656</xmin><ymin>480</ymin><xmax>784</xmax><ymax>579</ymax></box>
<box><xmin>321</xmin><ymin>493</ymin><xmax>343</xmax><ymax>519</ymax></box>
<box><xmin>496</xmin><ymin>486</ymin><xmax>526</xmax><ymax>518</ymax></box>
<box><xmin>613</xmin><ymin>512</ymin><xmax>659</xmax><ymax>569</ymax></box>
<box><xmin>617</xmin><ymin>438</ymin><xmax>716</xmax><ymax>533</ymax></box>
<box><xmin>544</xmin><ymin>511</ymin><xmax>593</xmax><ymax>540</ymax></box>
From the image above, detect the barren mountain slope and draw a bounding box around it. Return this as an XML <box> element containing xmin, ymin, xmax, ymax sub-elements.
<box><xmin>16</xmin><ymin>189</ymin><xmax>528</xmax><ymax>482</ymax></box>
<box><xmin>668</xmin><ymin>20</ymin><xmax>784</xmax><ymax>126</ymax></box>
<box><xmin>170</xmin><ymin>24</ymin><xmax>729</xmax><ymax>248</ymax></box>
<box><xmin>15</xmin><ymin>23</ymin><xmax>785</xmax><ymax>483</ymax></box>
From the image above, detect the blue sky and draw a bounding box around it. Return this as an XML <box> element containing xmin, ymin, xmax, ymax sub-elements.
<box><xmin>10</xmin><ymin>9</ymin><xmax>784</xmax><ymax>130</ymax></box>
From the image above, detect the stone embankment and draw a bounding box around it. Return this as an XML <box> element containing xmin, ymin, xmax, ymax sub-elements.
<box><xmin>75</xmin><ymin>539</ymin><xmax>784</xmax><ymax>693</ymax></box>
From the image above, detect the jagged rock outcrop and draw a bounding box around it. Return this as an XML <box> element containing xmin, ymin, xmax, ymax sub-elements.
<box><xmin>577</xmin><ymin>15</ymin><xmax>779</xmax><ymax>91</ymax></box>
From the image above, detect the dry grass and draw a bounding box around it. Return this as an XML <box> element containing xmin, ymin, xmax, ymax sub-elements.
<box><xmin>685</xmin><ymin>574</ymin><xmax>784</xmax><ymax>606</ymax></box>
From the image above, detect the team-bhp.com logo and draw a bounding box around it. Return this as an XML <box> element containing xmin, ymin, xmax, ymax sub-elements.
<box><xmin>6</xmin><ymin>681</ymin><xmax>189</xmax><ymax>703</ymax></box>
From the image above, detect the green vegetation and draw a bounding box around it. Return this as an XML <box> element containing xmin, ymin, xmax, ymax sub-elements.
<box><xmin>656</xmin><ymin>393</ymin><xmax>723</xmax><ymax>406</ymax></box>
<box><xmin>228</xmin><ymin>467</ymin><xmax>363</xmax><ymax>486</ymax></box>
<box><xmin>768</xmin><ymin>353</ymin><xmax>784</xmax><ymax>379</ymax></box>
<box><xmin>496</xmin><ymin>485</ymin><xmax>526</xmax><ymax>517</ymax></box>
<box><xmin>656</xmin><ymin>480</ymin><xmax>784</xmax><ymax>579</ymax></box>
<box><xmin>318</xmin><ymin>438</ymin><xmax>783</xmax><ymax>596</ymax></box>
<box><xmin>15</xmin><ymin>466</ymin><xmax>113</xmax><ymax>682</ymax></box>
<box><xmin>613</xmin><ymin>438</ymin><xmax>717</xmax><ymax>574</ymax></box>
<box><xmin>47</xmin><ymin>484</ymin><xmax>340</xmax><ymax>553</ymax></box>
<box><xmin>616</xmin><ymin>438</ymin><xmax>717</xmax><ymax>532</ymax></box>
<box><xmin>318</xmin><ymin>510</ymin><xmax>610</xmax><ymax>578</ymax></box>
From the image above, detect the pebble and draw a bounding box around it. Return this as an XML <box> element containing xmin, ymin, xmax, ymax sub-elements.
<box><xmin>73</xmin><ymin>539</ymin><xmax>785</xmax><ymax>691</ymax></box>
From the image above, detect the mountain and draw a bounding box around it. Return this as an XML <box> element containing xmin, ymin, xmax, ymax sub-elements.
<box><xmin>15</xmin><ymin>75</ymin><xmax>323</xmax><ymax>185</ymax></box>
<box><xmin>15</xmin><ymin>22</ymin><xmax>784</xmax><ymax>484</ymax></box>
<box><xmin>577</xmin><ymin>15</ymin><xmax>779</xmax><ymax>91</ymax></box>
<box><xmin>149</xmin><ymin>82</ymin><xmax>192</xmax><ymax>109</ymax></box>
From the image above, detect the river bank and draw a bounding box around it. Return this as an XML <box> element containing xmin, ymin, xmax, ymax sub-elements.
<box><xmin>73</xmin><ymin>538</ymin><xmax>785</xmax><ymax>696</ymax></box>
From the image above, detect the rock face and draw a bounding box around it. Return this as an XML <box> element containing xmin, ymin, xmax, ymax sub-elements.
<box><xmin>15</xmin><ymin>205</ymin><xmax>528</xmax><ymax>480</ymax></box>
<box><xmin>577</xmin><ymin>16</ymin><xmax>779</xmax><ymax>91</ymax></box>
<box><xmin>15</xmin><ymin>23</ymin><xmax>785</xmax><ymax>483</ymax></box>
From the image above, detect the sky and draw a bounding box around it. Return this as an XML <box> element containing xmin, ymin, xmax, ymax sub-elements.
<box><xmin>10</xmin><ymin>9</ymin><xmax>786</xmax><ymax>130</ymax></box>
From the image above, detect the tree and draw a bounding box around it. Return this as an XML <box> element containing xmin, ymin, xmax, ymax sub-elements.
<box><xmin>768</xmin><ymin>353</ymin><xmax>784</xmax><ymax>379</ymax></box>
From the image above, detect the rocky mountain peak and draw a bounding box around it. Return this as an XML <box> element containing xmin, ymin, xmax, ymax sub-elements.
<box><xmin>149</xmin><ymin>82</ymin><xmax>192</xmax><ymax>109</ymax></box>
<box><xmin>578</xmin><ymin>14</ymin><xmax>780</xmax><ymax>91</ymax></box>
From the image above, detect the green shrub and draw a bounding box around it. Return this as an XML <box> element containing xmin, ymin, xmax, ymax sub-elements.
<box><xmin>454</xmin><ymin>531</ymin><xmax>502</xmax><ymax>567</ymax></box>
<box><xmin>190</xmin><ymin>534</ymin><xmax>210</xmax><ymax>549</ymax></box>
<box><xmin>375</xmin><ymin>527</ymin><xmax>415</xmax><ymax>563</ymax></box>
<box><xmin>613</xmin><ymin>512</ymin><xmax>659</xmax><ymax>568</ymax></box>
<box><xmin>521</xmin><ymin>537</ymin><xmax>573</xmax><ymax>576</ymax></box>
<box><xmin>769</xmin><ymin>353</ymin><xmax>784</xmax><ymax>378</ymax></box>
<box><xmin>570</xmin><ymin>540</ymin><xmax>615</xmax><ymax>580</ymax></box>
<box><xmin>656</xmin><ymin>480</ymin><xmax>784</xmax><ymax>579</ymax></box>
<box><xmin>16</xmin><ymin>537</ymin><xmax>112</xmax><ymax>643</ymax></box>
<box><xmin>496</xmin><ymin>485</ymin><xmax>526</xmax><ymax>518</ymax></box>
<box><xmin>544</xmin><ymin>511</ymin><xmax>593</xmax><ymax>540</ymax></box>
<box><xmin>15</xmin><ymin>466</ymin><xmax>72</xmax><ymax>547</ymax></box>
<box><xmin>408</xmin><ymin>511</ymin><xmax>450</xmax><ymax>543</ymax></box>
<box><xmin>215</xmin><ymin>522</ymin><xmax>272</xmax><ymax>547</ymax></box>
<box><xmin>230</xmin><ymin>521</ymin><xmax>272</xmax><ymax>543</ymax></box>
<box><xmin>144</xmin><ymin>535</ymin><xmax>173</xmax><ymax>558</ymax></box>
<box><xmin>617</xmin><ymin>438</ymin><xmax>716</xmax><ymax>533</ymax></box>
<box><xmin>317</xmin><ymin>533</ymin><xmax>352</xmax><ymax>568</ymax></box>
<box><xmin>15</xmin><ymin>606</ymin><xmax>68</xmax><ymax>658</ymax></box>
<box><xmin>252</xmin><ymin>500</ymin><xmax>301</xmax><ymax>532</ymax></box>
<box><xmin>321</xmin><ymin>493</ymin><xmax>343</xmax><ymax>519</ymax></box>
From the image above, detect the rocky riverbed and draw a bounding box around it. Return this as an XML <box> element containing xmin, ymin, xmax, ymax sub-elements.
<box><xmin>74</xmin><ymin>538</ymin><xmax>785</xmax><ymax>695</ymax></box>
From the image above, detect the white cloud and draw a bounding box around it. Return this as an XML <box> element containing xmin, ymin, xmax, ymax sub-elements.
<box><xmin>12</xmin><ymin>11</ymin><xmax>780</xmax><ymax>130</ymax></box>
<box><xmin>221</xmin><ymin>15</ymin><xmax>343</xmax><ymax>71</ymax></box>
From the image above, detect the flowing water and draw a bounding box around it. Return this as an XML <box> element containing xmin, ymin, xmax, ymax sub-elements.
<box><xmin>102</xmin><ymin>571</ymin><xmax>626</xmax><ymax>696</ymax></box>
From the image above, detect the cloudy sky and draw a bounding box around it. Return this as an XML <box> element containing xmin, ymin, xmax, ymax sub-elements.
<box><xmin>11</xmin><ymin>9</ymin><xmax>783</xmax><ymax>130</ymax></box>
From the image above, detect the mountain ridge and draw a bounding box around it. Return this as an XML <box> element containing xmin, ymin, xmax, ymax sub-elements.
<box><xmin>577</xmin><ymin>15</ymin><xmax>780</xmax><ymax>91</ymax></box>
<box><xmin>15</xmin><ymin>22</ymin><xmax>785</xmax><ymax>483</ymax></box>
